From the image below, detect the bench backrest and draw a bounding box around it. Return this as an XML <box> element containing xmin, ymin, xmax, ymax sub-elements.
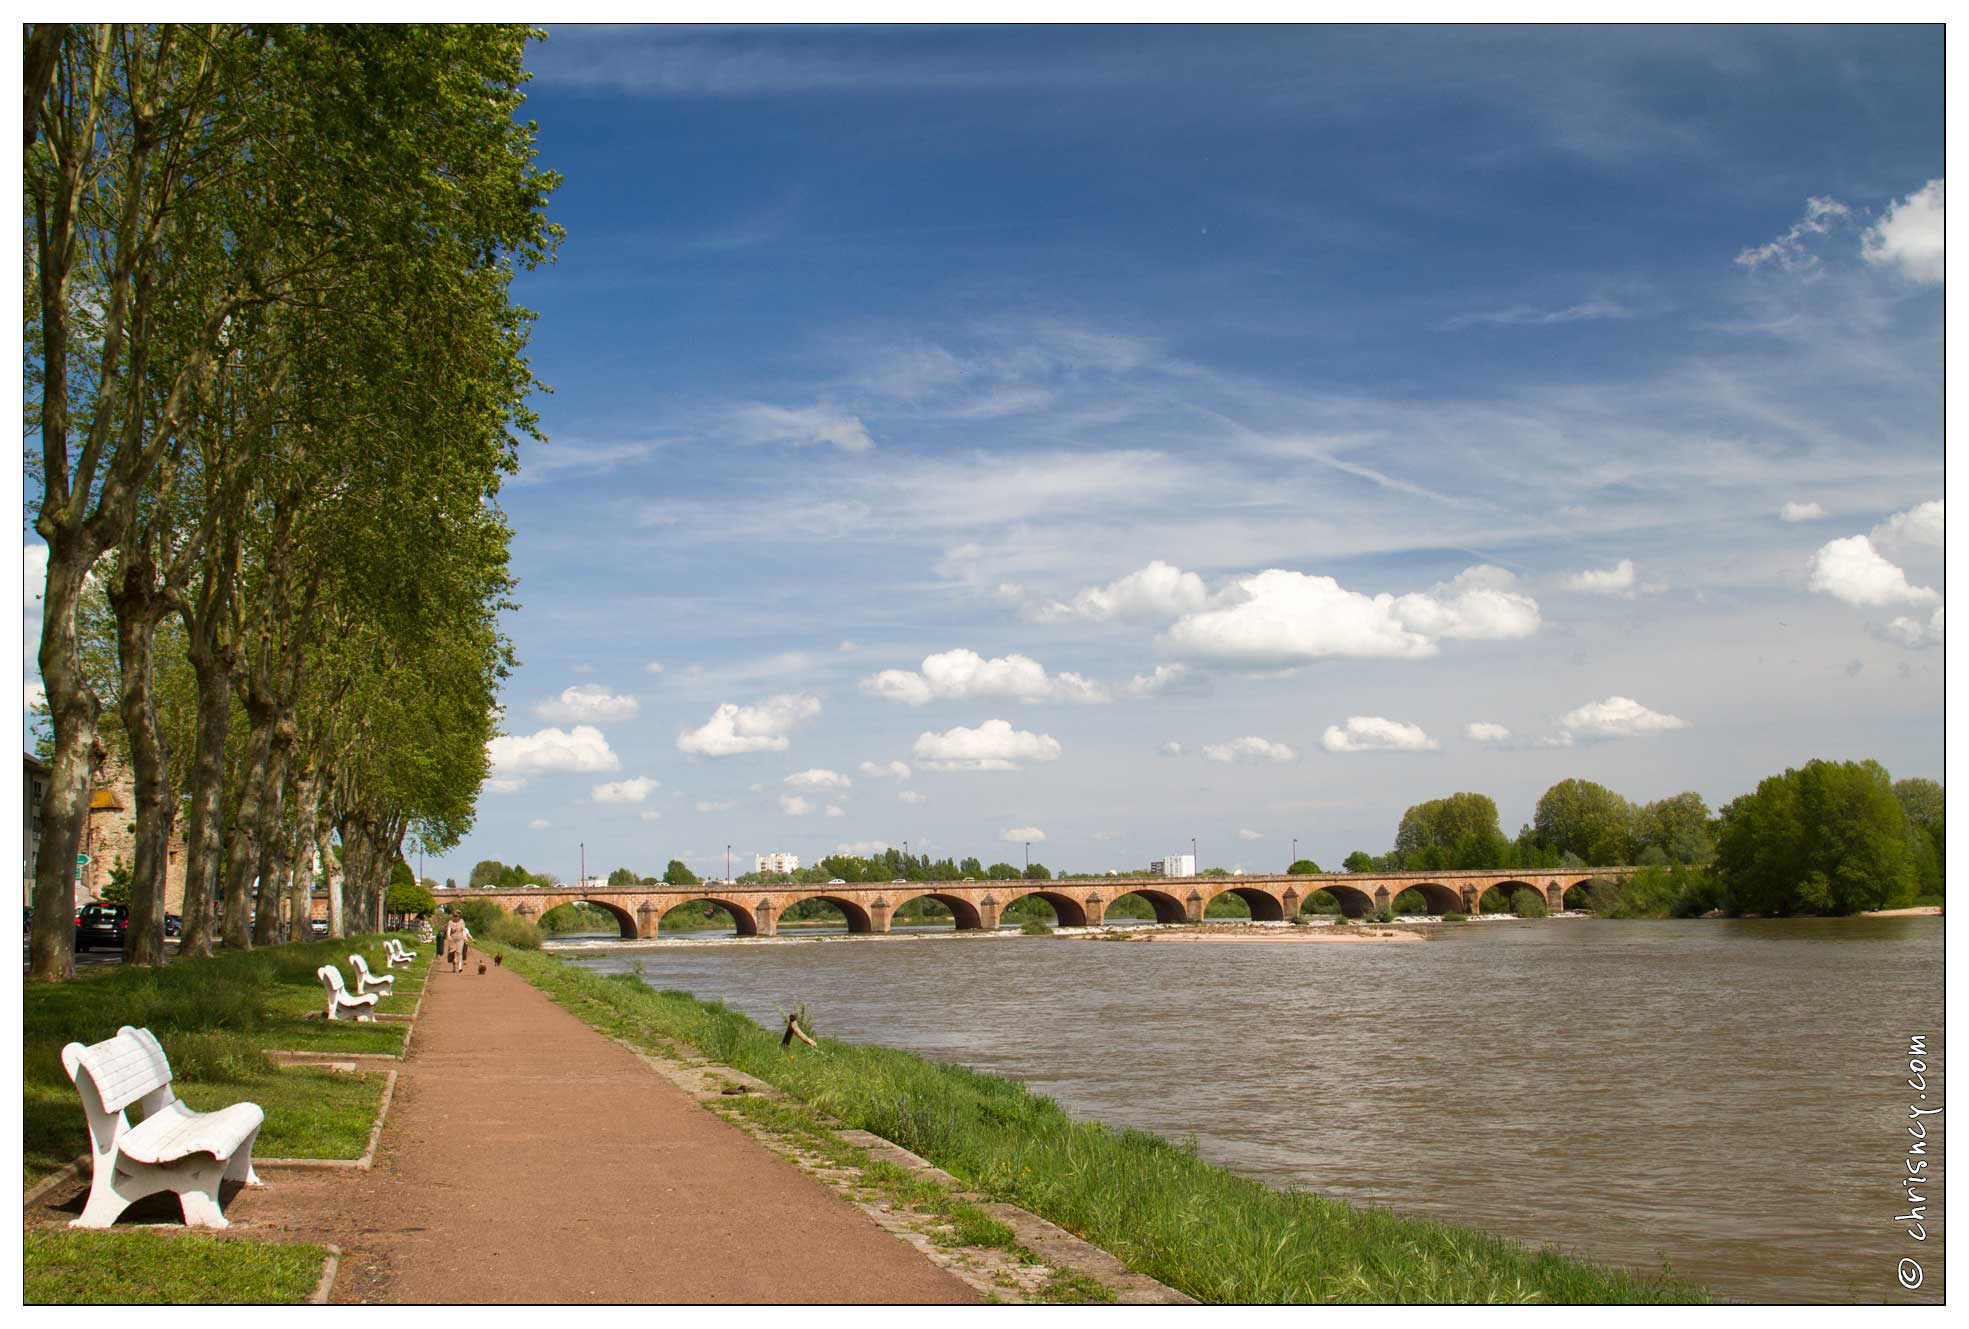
<box><xmin>351</xmin><ymin>953</ymin><xmax>382</xmax><ymax>980</ymax></box>
<box><xmin>318</xmin><ymin>963</ymin><xmax>349</xmax><ymax>996</ymax></box>
<box><xmin>62</xmin><ymin>1025</ymin><xmax>174</xmax><ymax>1116</ymax></box>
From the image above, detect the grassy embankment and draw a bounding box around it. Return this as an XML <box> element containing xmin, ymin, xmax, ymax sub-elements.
<box><xmin>24</xmin><ymin>933</ymin><xmax>431</xmax><ymax>1186</ymax></box>
<box><xmin>489</xmin><ymin>943</ymin><xmax>1705</xmax><ymax>1304</ymax></box>
<box><xmin>25</xmin><ymin>1230</ymin><xmax>330</xmax><ymax>1304</ymax></box>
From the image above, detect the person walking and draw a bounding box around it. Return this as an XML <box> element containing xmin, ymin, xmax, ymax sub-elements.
<box><xmin>444</xmin><ymin>913</ymin><xmax>467</xmax><ymax>974</ymax></box>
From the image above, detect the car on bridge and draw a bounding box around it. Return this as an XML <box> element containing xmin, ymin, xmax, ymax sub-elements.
<box><xmin>827</xmin><ymin>878</ymin><xmax>846</xmax><ymax>884</ymax></box>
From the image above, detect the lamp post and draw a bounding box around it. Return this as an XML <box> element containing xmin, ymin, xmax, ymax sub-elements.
<box><xmin>1291</xmin><ymin>837</ymin><xmax>1297</xmax><ymax>872</ymax></box>
<box><xmin>1024</xmin><ymin>841</ymin><xmax>1030</xmax><ymax>875</ymax></box>
<box><xmin>725</xmin><ymin>844</ymin><xmax>731</xmax><ymax>884</ymax></box>
<box><xmin>580</xmin><ymin>842</ymin><xmax>585</xmax><ymax>891</ymax></box>
<box><xmin>1191</xmin><ymin>836</ymin><xmax>1197</xmax><ymax>877</ymax></box>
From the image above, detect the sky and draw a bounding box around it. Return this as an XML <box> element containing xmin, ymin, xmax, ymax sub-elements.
<box><xmin>24</xmin><ymin>25</ymin><xmax>1948</xmax><ymax>885</ymax></box>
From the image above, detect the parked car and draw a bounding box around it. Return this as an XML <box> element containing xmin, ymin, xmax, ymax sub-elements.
<box><xmin>827</xmin><ymin>878</ymin><xmax>846</xmax><ymax>884</ymax></box>
<box><xmin>310</xmin><ymin>919</ymin><xmax>328</xmax><ymax>936</ymax></box>
<box><xmin>163</xmin><ymin>913</ymin><xmax>182</xmax><ymax>938</ymax></box>
<box><xmin>74</xmin><ymin>902</ymin><xmax>129</xmax><ymax>951</ymax></box>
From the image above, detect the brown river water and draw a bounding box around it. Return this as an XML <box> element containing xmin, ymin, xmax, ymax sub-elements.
<box><xmin>557</xmin><ymin>916</ymin><xmax>1944</xmax><ymax>1303</ymax></box>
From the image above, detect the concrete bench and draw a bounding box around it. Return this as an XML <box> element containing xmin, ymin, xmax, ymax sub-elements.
<box><xmin>61</xmin><ymin>1026</ymin><xmax>264</xmax><ymax>1229</ymax></box>
<box><xmin>348</xmin><ymin>953</ymin><xmax>395</xmax><ymax>997</ymax></box>
<box><xmin>318</xmin><ymin>964</ymin><xmax>380</xmax><ymax>1021</ymax></box>
<box><xmin>384</xmin><ymin>938</ymin><xmax>416</xmax><ymax>967</ymax></box>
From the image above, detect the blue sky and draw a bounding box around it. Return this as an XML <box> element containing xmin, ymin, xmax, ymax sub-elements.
<box><xmin>27</xmin><ymin>25</ymin><xmax>1947</xmax><ymax>884</ymax></box>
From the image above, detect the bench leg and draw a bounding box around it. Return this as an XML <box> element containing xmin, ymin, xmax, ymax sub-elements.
<box><xmin>176</xmin><ymin>1157</ymin><xmax>232</xmax><ymax>1229</ymax></box>
<box><xmin>225</xmin><ymin>1125</ymin><xmax>264</xmax><ymax>1189</ymax></box>
<box><xmin>71</xmin><ymin>1167</ymin><xmax>137</xmax><ymax>1229</ymax></box>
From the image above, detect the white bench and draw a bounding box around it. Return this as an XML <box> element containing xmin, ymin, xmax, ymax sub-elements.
<box><xmin>384</xmin><ymin>938</ymin><xmax>416</xmax><ymax>967</ymax></box>
<box><xmin>348</xmin><ymin>953</ymin><xmax>395</xmax><ymax>997</ymax></box>
<box><xmin>61</xmin><ymin>1026</ymin><xmax>264</xmax><ymax>1229</ymax></box>
<box><xmin>317</xmin><ymin>964</ymin><xmax>379</xmax><ymax>1021</ymax></box>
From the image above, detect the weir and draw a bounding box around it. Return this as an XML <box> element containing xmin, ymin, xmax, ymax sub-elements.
<box><xmin>433</xmin><ymin>867</ymin><xmax>1635</xmax><ymax>940</ymax></box>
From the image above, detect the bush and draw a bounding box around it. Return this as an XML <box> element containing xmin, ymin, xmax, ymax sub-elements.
<box><xmin>1509</xmin><ymin>888</ymin><xmax>1549</xmax><ymax>918</ymax></box>
<box><xmin>449</xmin><ymin>898</ymin><xmax>542</xmax><ymax>949</ymax></box>
<box><xmin>1019</xmin><ymin>918</ymin><xmax>1053</xmax><ymax>936</ymax></box>
<box><xmin>1441</xmin><ymin>912</ymin><xmax>1468</xmax><ymax>922</ymax></box>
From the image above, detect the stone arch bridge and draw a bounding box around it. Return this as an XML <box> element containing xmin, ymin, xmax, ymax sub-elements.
<box><xmin>432</xmin><ymin>868</ymin><xmax>1630</xmax><ymax>940</ymax></box>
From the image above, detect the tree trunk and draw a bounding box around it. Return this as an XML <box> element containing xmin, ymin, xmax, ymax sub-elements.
<box><xmin>177</xmin><ymin>614</ymin><xmax>231</xmax><ymax>960</ymax></box>
<box><xmin>28</xmin><ymin>541</ymin><xmax>102</xmax><ymax>981</ymax></box>
<box><xmin>319</xmin><ymin>821</ymin><xmax>345</xmax><ymax>940</ymax></box>
<box><xmin>218</xmin><ymin>704</ymin><xmax>272</xmax><ymax>949</ymax></box>
<box><xmin>250</xmin><ymin>744</ymin><xmax>289</xmax><ymax>947</ymax></box>
<box><xmin>286</xmin><ymin>768</ymin><xmax>319</xmax><ymax>941</ymax></box>
<box><xmin>108</xmin><ymin>551</ymin><xmax>175</xmax><ymax>967</ymax></box>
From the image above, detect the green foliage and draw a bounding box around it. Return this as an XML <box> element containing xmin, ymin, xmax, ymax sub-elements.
<box><xmin>663</xmin><ymin>859</ymin><xmax>700</xmax><ymax>886</ymax></box>
<box><xmin>448</xmin><ymin>898</ymin><xmax>543</xmax><ymax>949</ymax></box>
<box><xmin>1024</xmin><ymin>862</ymin><xmax>1052</xmax><ymax>881</ymax></box>
<box><xmin>98</xmin><ymin>859</ymin><xmax>133</xmax><ymax>907</ymax></box>
<box><xmin>1633</xmin><ymin>791</ymin><xmax>1715</xmax><ymax>865</ymax></box>
<box><xmin>1509</xmin><ymin>888</ymin><xmax>1550</xmax><ymax>918</ymax></box>
<box><xmin>540</xmin><ymin>902</ymin><xmax>622</xmax><ymax>934</ymax></box>
<box><xmin>1019</xmin><ymin>918</ymin><xmax>1054</xmax><ymax>936</ymax></box>
<box><xmin>1390</xmin><ymin>889</ymin><xmax>1427</xmax><ymax>913</ymax></box>
<box><xmin>1287</xmin><ymin>859</ymin><xmax>1322</xmax><ymax>874</ymax></box>
<box><xmin>1893</xmin><ymin>777</ymin><xmax>1944</xmax><ymax>829</ymax></box>
<box><xmin>1391</xmin><ymin>792</ymin><xmax>1509</xmax><ymax>869</ymax></box>
<box><xmin>1299</xmin><ymin>890</ymin><xmax>1342</xmax><ymax>915</ymax></box>
<box><xmin>607</xmin><ymin>866</ymin><xmax>640</xmax><ymax>886</ymax></box>
<box><xmin>386</xmin><ymin>878</ymin><xmax>436</xmax><ymax>918</ymax></box>
<box><xmin>1532</xmin><ymin>780</ymin><xmax>1637</xmax><ymax>866</ymax></box>
<box><xmin>1341</xmin><ymin>851</ymin><xmax>1380</xmax><ymax>873</ymax></box>
<box><xmin>1440</xmin><ymin>912</ymin><xmax>1469</xmax><ymax>922</ymax></box>
<box><xmin>1714</xmin><ymin>759</ymin><xmax>1917</xmax><ymax>915</ymax></box>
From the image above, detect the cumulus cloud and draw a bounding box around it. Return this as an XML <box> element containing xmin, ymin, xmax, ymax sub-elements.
<box><xmin>677</xmin><ymin>693</ymin><xmax>822</xmax><ymax>756</ymax></box>
<box><xmin>1780</xmin><ymin>501</ymin><xmax>1826</xmax><ymax>523</ymax></box>
<box><xmin>1028</xmin><ymin>560</ymin><xmax>1210</xmax><ymax>623</ymax></box>
<box><xmin>1202</xmin><ymin>735</ymin><xmax>1297</xmax><ymax>763</ymax></box>
<box><xmin>864</xmin><ymin>648</ymin><xmax>1107</xmax><ymax>705</ymax></box>
<box><xmin>1465</xmin><ymin>721</ymin><xmax>1512</xmax><ymax>744</ymax></box>
<box><xmin>1237</xmin><ymin>828</ymin><xmax>1263</xmax><ymax>841</ymax></box>
<box><xmin>784</xmin><ymin>768</ymin><xmax>852</xmax><ymax>791</ymax></box>
<box><xmin>1159</xmin><ymin>741</ymin><xmax>1184</xmax><ymax>757</ymax></box>
<box><xmin>858</xmin><ymin>760</ymin><xmax>911</xmax><ymax>781</ymax></box>
<box><xmin>1001</xmin><ymin>827</ymin><xmax>1046</xmax><ymax>842</ymax></box>
<box><xmin>484</xmin><ymin>778</ymin><xmax>526</xmax><ymax>795</ymax></box>
<box><xmin>1861</xmin><ymin>179</ymin><xmax>1943</xmax><ymax>284</ymax></box>
<box><xmin>1165</xmin><ymin>565</ymin><xmax>1537</xmax><ymax>667</ymax></box>
<box><xmin>1123</xmin><ymin>664</ymin><xmax>1192</xmax><ymax>697</ymax></box>
<box><xmin>1807</xmin><ymin>536</ymin><xmax>1939</xmax><ymax>607</ymax></box>
<box><xmin>898</xmin><ymin>790</ymin><xmax>926</xmax><ymax>804</ymax></box>
<box><xmin>825</xmin><ymin>803</ymin><xmax>846</xmax><ymax>818</ymax></box>
<box><xmin>695</xmin><ymin>800</ymin><xmax>736</xmax><ymax>813</ymax></box>
<box><xmin>1735</xmin><ymin>195</ymin><xmax>1851</xmax><ymax>274</ymax></box>
<box><xmin>1564</xmin><ymin>559</ymin><xmax>1637</xmax><ymax>596</ymax></box>
<box><xmin>733</xmin><ymin>401</ymin><xmax>874</xmax><ymax>452</ymax></box>
<box><xmin>1560</xmin><ymin>696</ymin><xmax>1688</xmax><ymax>738</ymax></box>
<box><xmin>533</xmin><ymin>684</ymin><xmax>640</xmax><ymax>724</ymax></box>
<box><xmin>643</xmin><ymin>660</ymin><xmax>665</xmax><ymax>674</ymax></box>
<box><xmin>1321</xmin><ymin>717</ymin><xmax>1438</xmax><ymax>753</ymax></box>
<box><xmin>1881</xmin><ymin>606</ymin><xmax>1945</xmax><ymax>649</ymax></box>
<box><xmin>913</xmin><ymin>719</ymin><xmax>1062</xmax><ymax>771</ymax></box>
<box><xmin>593</xmin><ymin>775</ymin><xmax>660</xmax><ymax>804</ymax></box>
<box><xmin>527</xmin><ymin>818</ymin><xmax>549</xmax><ymax>830</ymax></box>
<box><xmin>488</xmin><ymin>725</ymin><xmax>621</xmax><ymax>777</ymax></box>
<box><xmin>780</xmin><ymin>794</ymin><xmax>813</xmax><ymax>816</ymax></box>
<box><xmin>834</xmin><ymin>840</ymin><xmax>890</xmax><ymax>856</ymax></box>
<box><xmin>1871</xmin><ymin>500</ymin><xmax>1943</xmax><ymax>550</ymax></box>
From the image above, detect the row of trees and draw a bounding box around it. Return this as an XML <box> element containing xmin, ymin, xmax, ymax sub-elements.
<box><xmin>26</xmin><ymin>24</ymin><xmax>559</xmax><ymax>978</ymax></box>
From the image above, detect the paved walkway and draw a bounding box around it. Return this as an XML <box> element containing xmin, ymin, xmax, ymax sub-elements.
<box><xmin>252</xmin><ymin>961</ymin><xmax>977</xmax><ymax>1303</ymax></box>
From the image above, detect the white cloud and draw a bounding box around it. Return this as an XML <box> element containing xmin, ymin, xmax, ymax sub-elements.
<box><xmin>1871</xmin><ymin>500</ymin><xmax>1943</xmax><ymax>550</ymax></box>
<box><xmin>1159</xmin><ymin>741</ymin><xmax>1183</xmax><ymax>757</ymax></box>
<box><xmin>898</xmin><ymin>790</ymin><xmax>926</xmax><ymax>805</ymax></box>
<box><xmin>1001</xmin><ymin>827</ymin><xmax>1046</xmax><ymax>842</ymax></box>
<box><xmin>24</xmin><ymin>542</ymin><xmax>47</xmax><ymax>606</ymax></box>
<box><xmin>833</xmin><ymin>840</ymin><xmax>890</xmax><ymax>856</ymax></box>
<box><xmin>864</xmin><ymin>648</ymin><xmax>1107</xmax><ymax>706</ymax></box>
<box><xmin>1564</xmin><ymin>559</ymin><xmax>1637</xmax><ymax>596</ymax></box>
<box><xmin>780</xmin><ymin>794</ymin><xmax>813</xmax><ymax>816</ymax></box>
<box><xmin>527</xmin><ymin>818</ymin><xmax>549</xmax><ymax>830</ymax></box>
<box><xmin>824</xmin><ymin>803</ymin><xmax>846</xmax><ymax>818</ymax></box>
<box><xmin>593</xmin><ymin>775</ymin><xmax>659</xmax><ymax>804</ymax></box>
<box><xmin>1166</xmin><ymin>565</ymin><xmax>1537</xmax><ymax>667</ymax></box>
<box><xmin>1736</xmin><ymin>195</ymin><xmax>1851</xmax><ymax>274</ymax></box>
<box><xmin>533</xmin><ymin>684</ymin><xmax>640</xmax><ymax>724</ymax></box>
<box><xmin>1779</xmin><ymin>501</ymin><xmax>1826</xmax><ymax>523</ymax></box>
<box><xmin>1861</xmin><ymin>179</ymin><xmax>1943</xmax><ymax>284</ymax></box>
<box><xmin>858</xmin><ymin>760</ymin><xmax>912</xmax><ymax>780</ymax></box>
<box><xmin>569</xmin><ymin>662</ymin><xmax>596</xmax><ymax>674</ymax></box>
<box><xmin>695</xmin><ymin>800</ymin><xmax>736</xmax><ymax>813</ymax></box>
<box><xmin>1236</xmin><ymin>828</ymin><xmax>1263</xmax><ymax>841</ymax></box>
<box><xmin>913</xmin><ymin>719</ymin><xmax>1062</xmax><ymax>771</ymax></box>
<box><xmin>1807</xmin><ymin>536</ymin><xmax>1939</xmax><ymax>607</ymax></box>
<box><xmin>1560</xmin><ymin>696</ymin><xmax>1688</xmax><ymax>738</ymax></box>
<box><xmin>1440</xmin><ymin>300</ymin><xmax>1630</xmax><ymax>330</ymax></box>
<box><xmin>1881</xmin><ymin>606</ymin><xmax>1945</xmax><ymax>650</ymax></box>
<box><xmin>784</xmin><ymin>768</ymin><xmax>852</xmax><ymax>791</ymax></box>
<box><xmin>677</xmin><ymin>693</ymin><xmax>822</xmax><ymax>757</ymax></box>
<box><xmin>1202</xmin><ymin>735</ymin><xmax>1297</xmax><ymax>763</ymax></box>
<box><xmin>639</xmin><ymin>810</ymin><xmax>663</xmax><ymax>823</ymax></box>
<box><xmin>488</xmin><ymin>725</ymin><xmax>621</xmax><ymax>776</ymax></box>
<box><xmin>733</xmin><ymin>401</ymin><xmax>873</xmax><ymax>453</ymax></box>
<box><xmin>1123</xmin><ymin>664</ymin><xmax>1191</xmax><ymax>697</ymax></box>
<box><xmin>484</xmin><ymin>778</ymin><xmax>526</xmax><ymax>795</ymax></box>
<box><xmin>836</xmin><ymin>640</ymin><xmax>858</xmax><ymax>652</ymax></box>
<box><xmin>1029</xmin><ymin>559</ymin><xmax>1209</xmax><ymax>623</ymax></box>
<box><xmin>1321</xmin><ymin>717</ymin><xmax>1438</xmax><ymax>753</ymax></box>
<box><xmin>643</xmin><ymin>660</ymin><xmax>665</xmax><ymax>674</ymax></box>
<box><xmin>1465</xmin><ymin>721</ymin><xmax>1513</xmax><ymax>744</ymax></box>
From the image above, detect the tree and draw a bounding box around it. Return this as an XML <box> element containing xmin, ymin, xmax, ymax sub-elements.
<box><xmin>1391</xmin><ymin>792</ymin><xmax>1508</xmax><ymax>868</ymax></box>
<box><xmin>469</xmin><ymin>859</ymin><xmax>509</xmax><ymax>889</ymax></box>
<box><xmin>1714</xmin><ymin>759</ymin><xmax>1917</xmax><ymax>915</ymax></box>
<box><xmin>1532</xmin><ymin>779</ymin><xmax>1637</xmax><ymax>866</ymax></box>
<box><xmin>1894</xmin><ymin>778</ymin><xmax>1944</xmax><ymax>829</ymax></box>
<box><xmin>1634</xmin><ymin>791</ymin><xmax>1714</xmax><ymax>865</ymax></box>
<box><xmin>387</xmin><ymin>878</ymin><xmax>436</xmax><ymax>919</ymax></box>
<box><xmin>1341</xmin><ymin>851</ymin><xmax>1379</xmax><ymax>873</ymax></box>
<box><xmin>1023</xmin><ymin>863</ymin><xmax>1052</xmax><ymax>881</ymax></box>
<box><xmin>663</xmin><ymin>859</ymin><xmax>699</xmax><ymax>886</ymax></box>
<box><xmin>1287</xmin><ymin>859</ymin><xmax>1322</xmax><ymax>874</ymax></box>
<box><xmin>985</xmin><ymin>862</ymin><xmax>1022</xmax><ymax>880</ymax></box>
<box><xmin>606</xmin><ymin>866</ymin><xmax>638</xmax><ymax>887</ymax></box>
<box><xmin>99</xmin><ymin>859</ymin><xmax>133</xmax><ymax>907</ymax></box>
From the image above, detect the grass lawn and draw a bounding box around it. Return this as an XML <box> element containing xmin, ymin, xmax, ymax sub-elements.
<box><xmin>25</xmin><ymin>1230</ymin><xmax>328</xmax><ymax>1304</ymax></box>
<box><xmin>24</xmin><ymin>933</ymin><xmax>430</xmax><ymax>1185</ymax></box>
<box><xmin>492</xmin><ymin>943</ymin><xmax>1708</xmax><ymax>1305</ymax></box>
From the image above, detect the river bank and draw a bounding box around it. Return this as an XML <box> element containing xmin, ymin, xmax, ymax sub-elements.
<box><xmin>494</xmin><ymin>941</ymin><xmax>1702</xmax><ymax>1303</ymax></box>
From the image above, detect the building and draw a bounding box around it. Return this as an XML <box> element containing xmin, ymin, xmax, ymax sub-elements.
<box><xmin>1149</xmin><ymin>853</ymin><xmax>1196</xmax><ymax>878</ymax></box>
<box><xmin>22</xmin><ymin>753</ymin><xmax>190</xmax><ymax>911</ymax></box>
<box><xmin>754</xmin><ymin>851</ymin><xmax>800</xmax><ymax>875</ymax></box>
<box><xmin>23</xmin><ymin>754</ymin><xmax>49</xmax><ymax>905</ymax></box>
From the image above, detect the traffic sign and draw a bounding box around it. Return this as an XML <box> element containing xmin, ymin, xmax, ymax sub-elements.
<box><xmin>76</xmin><ymin>854</ymin><xmax>89</xmax><ymax>867</ymax></box>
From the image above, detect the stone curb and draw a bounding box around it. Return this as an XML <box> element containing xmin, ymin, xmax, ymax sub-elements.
<box><xmin>258</xmin><ymin>1067</ymin><xmax>398</xmax><ymax>1172</ymax></box>
<box><xmin>310</xmin><ymin>1244</ymin><xmax>343</xmax><ymax>1304</ymax></box>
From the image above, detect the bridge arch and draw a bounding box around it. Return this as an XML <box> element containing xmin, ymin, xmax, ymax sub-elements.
<box><xmin>548</xmin><ymin>898</ymin><xmax>639</xmax><ymax>939</ymax></box>
<box><xmin>1104</xmin><ymin>886</ymin><xmax>1190</xmax><ymax>924</ymax></box>
<box><xmin>1295</xmin><ymin>882</ymin><xmax>1375</xmax><ymax>917</ymax></box>
<box><xmin>1200</xmin><ymin>883</ymin><xmax>1286</xmax><ymax>921</ymax></box>
<box><xmin>1475</xmin><ymin>881</ymin><xmax>1539</xmax><ymax>914</ymax></box>
<box><xmin>777</xmin><ymin>893</ymin><xmax>875</xmax><ymax>934</ymax></box>
<box><xmin>1004</xmin><ymin>888</ymin><xmax>1090</xmax><ymax>927</ymax></box>
<box><xmin>890</xmin><ymin>891</ymin><xmax>985</xmax><ymax>930</ymax></box>
<box><xmin>654</xmin><ymin>896</ymin><xmax>761</xmax><ymax>938</ymax></box>
<box><xmin>1394</xmin><ymin>881</ymin><xmax>1465</xmax><ymax>915</ymax></box>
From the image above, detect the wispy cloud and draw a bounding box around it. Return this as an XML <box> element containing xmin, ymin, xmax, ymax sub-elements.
<box><xmin>1439</xmin><ymin>301</ymin><xmax>1631</xmax><ymax>331</ymax></box>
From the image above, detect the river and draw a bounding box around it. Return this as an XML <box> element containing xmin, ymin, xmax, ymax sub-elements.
<box><xmin>554</xmin><ymin>916</ymin><xmax>1944</xmax><ymax>1303</ymax></box>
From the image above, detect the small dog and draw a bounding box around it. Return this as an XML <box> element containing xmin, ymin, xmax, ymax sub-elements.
<box><xmin>493</xmin><ymin>954</ymin><xmax>504</xmax><ymax>967</ymax></box>
<box><xmin>477</xmin><ymin>960</ymin><xmax>488</xmax><ymax>975</ymax></box>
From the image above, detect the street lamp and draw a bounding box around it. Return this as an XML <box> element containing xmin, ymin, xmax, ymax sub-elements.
<box><xmin>1291</xmin><ymin>837</ymin><xmax>1297</xmax><ymax>872</ymax></box>
<box><xmin>1024</xmin><ymin>841</ymin><xmax>1030</xmax><ymax>874</ymax></box>
<box><xmin>1191</xmin><ymin>836</ymin><xmax>1197</xmax><ymax>877</ymax></box>
<box><xmin>725</xmin><ymin>844</ymin><xmax>731</xmax><ymax>884</ymax></box>
<box><xmin>580</xmin><ymin>842</ymin><xmax>585</xmax><ymax>891</ymax></box>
